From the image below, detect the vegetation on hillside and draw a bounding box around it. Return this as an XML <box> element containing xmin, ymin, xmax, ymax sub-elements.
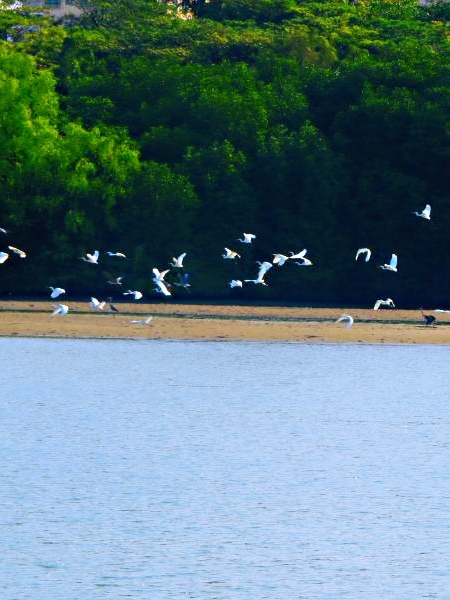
<box><xmin>1</xmin><ymin>0</ymin><xmax>450</xmax><ymax>305</ymax></box>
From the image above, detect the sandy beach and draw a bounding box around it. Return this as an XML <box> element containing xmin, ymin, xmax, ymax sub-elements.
<box><xmin>0</xmin><ymin>301</ymin><xmax>448</xmax><ymax>344</ymax></box>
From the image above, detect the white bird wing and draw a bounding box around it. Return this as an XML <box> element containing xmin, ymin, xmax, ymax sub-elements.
<box><xmin>177</xmin><ymin>252</ymin><xmax>187</xmax><ymax>264</ymax></box>
<box><xmin>92</xmin><ymin>250</ymin><xmax>99</xmax><ymax>261</ymax></box>
<box><xmin>374</xmin><ymin>299</ymin><xmax>382</xmax><ymax>310</ymax></box>
<box><xmin>336</xmin><ymin>314</ymin><xmax>353</xmax><ymax>328</ymax></box>
<box><xmin>8</xmin><ymin>245</ymin><xmax>26</xmax><ymax>258</ymax></box>
<box><xmin>0</xmin><ymin>252</ymin><xmax>8</xmax><ymax>263</ymax></box>
<box><xmin>257</xmin><ymin>261</ymin><xmax>272</xmax><ymax>278</ymax></box>
<box><xmin>390</xmin><ymin>254</ymin><xmax>398</xmax><ymax>269</ymax></box>
<box><xmin>290</xmin><ymin>249</ymin><xmax>307</xmax><ymax>260</ymax></box>
<box><xmin>156</xmin><ymin>280</ymin><xmax>171</xmax><ymax>296</ymax></box>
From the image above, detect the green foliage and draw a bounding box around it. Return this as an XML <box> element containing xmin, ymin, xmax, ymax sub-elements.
<box><xmin>1</xmin><ymin>0</ymin><xmax>450</xmax><ymax>304</ymax></box>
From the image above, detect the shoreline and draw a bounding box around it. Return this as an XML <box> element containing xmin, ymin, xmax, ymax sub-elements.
<box><xmin>0</xmin><ymin>301</ymin><xmax>448</xmax><ymax>344</ymax></box>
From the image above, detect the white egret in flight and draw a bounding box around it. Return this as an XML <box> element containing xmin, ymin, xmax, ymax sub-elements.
<box><xmin>355</xmin><ymin>248</ymin><xmax>371</xmax><ymax>262</ymax></box>
<box><xmin>0</xmin><ymin>227</ymin><xmax>7</xmax><ymax>234</ymax></box>
<box><xmin>131</xmin><ymin>316</ymin><xmax>153</xmax><ymax>325</ymax></box>
<box><xmin>49</xmin><ymin>287</ymin><xmax>66</xmax><ymax>299</ymax></box>
<box><xmin>170</xmin><ymin>252</ymin><xmax>187</xmax><ymax>268</ymax></box>
<box><xmin>374</xmin><ymin>298</ymin><xmax>395</xmax><ymax>310</ymax></box>
<box><xmin>123</xmin><ymin>290</ymin><xmax>143</xmax><ymax>300</ymax></box>
<box><xmin>8</xmin><ymin>245</ymin><xmax>26</xmax><ymax>258</ymax></box>
<box><xmin>51</xmin><ymin>304</ymin><xmax>69</xmax><ymax>317</ymax></box>
<box><xmin>379</xmin><ymin>253</ymin><xmax>397</xmax><ymax>272</ymax></box>
<box><xmin>229</xmin><ymin>279</ymin><xmax>243</xmax><ymax>288</ymax></box>
<box><xmin>272</xmin><ymin>253</ymin><xmax>289</xmax><ymax>266</ymax></box>
<box><xmin>289</xmin><ymin>249</ymin><xmax>308</xmax><ymax>260</ymax></box>
<box><xmin>80</xmin><ymin>250</ymin><xmax>99</xmax><ymax>264</ymax></box>
<box><xmin>89</xmin><ymin>297</ymin><xmax>106</xmax><ymax>311</ymax></box>
<box><xmin>106</xmin><ymin>251</ymin><xmax>126</xmax><ymax>258</ymax></box>
<box><xmin>335</xmin><ymin>314</ymin><xmax>354</xmax><ymax>328</ymax></box>
<box><xmin>413</xmin><ymin>204</ymin><xmax>431</xmax><ymax>220</ymax></box>
<box><xmin>237</xmin><ymin>233</ymin><xmax>256</xmax><ymax>244</ymax></box>
<box><xmin>223</xmin><ymin>248</ymin><xmax>241</xmax><ymax>259</ymax></box>
<box><xmin>152</xmin><ymin>267</ymin><xmax>170</xmax><ymax>283</ymax></box>
<box><xmin>154</xmin><ymin>280</ymin><xmax>171</xmax><ymax>296</ymax></box>
<box><xmin>245</xmin><ymin>261</ymin><xmax>272</xmax><ymax>286</ymax></box>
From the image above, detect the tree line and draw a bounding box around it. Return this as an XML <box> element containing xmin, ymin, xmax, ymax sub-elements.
<box><xmin>0</xmin><ymin>0</ymin><xmax>450</xmax><ymax>306</ymax></box>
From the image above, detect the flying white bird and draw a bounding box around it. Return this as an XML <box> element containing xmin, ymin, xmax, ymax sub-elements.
<box><xmin>355</xmin><ymin>247</ymin><xmax>372</xmax><ymax>262</ymax></box>
<box><xmin>0</xmin><ymin>252</ymin><xmax>9</xmax><ymax>264</ymax></box>
<box><xmin>131</xmin><ymin>316</ymin><xmax>153</xmax><ymax>325</ymax></box>
<box><xmin>289</xmin><ymin>249</ymin><xmax>308</xmax><ymax>260</ymax></box>
<box><xmin>0</xmin><ymin>227</ymin><xmax>7</xmax><ymax>234</ymax></box>
<box><xmin>244</xmin><ymin>261</ymin><xmax>273</xmax><ymax>286</ymax></box>
<box><xmin>294</xmin><ymin>257</ymin><xmax>313</xmax><ymax>267</ymax></box>
<box><xmin>237</xmin><ymin>233</ymin><xmax>256</xmax><ymax>244</ymax></box>
<box><xmin>229</xmin><ymin>279</ymin><xmax>243</xmax><ymax>288</ymax></box>
<box><xmin>223</xmin><ymin>247</ymin><xmax>241</xmax><ymax>259</ymax></box>
<box><xmin>106</xmin><ymin>251</ymin><xmax>126</xmax><ymax>258</ymax></box>
<box><xmin>89</xmin><ymin>297</ymin><xmax>106</xmax><ymax>312</ymax></box>
<box><xmin>413</xmin><ymin>204</ymin><xmax>431</xmax><ymax>220</ymax></box>
<box><xmin>80</xmin><ymin>250</ymin><xmax>99</xmax><ymax>264</ymax></box>
<box><xmin>154</xmin><ymin>280</ymin><xmax>171</xmax><ymax>296</ymax></box>
<box><xmin>170</xmin><ymin>252</ymin><xmax>187</xmax><ymax>268</ymax></box>
<box><xmin>272</xmin><ymin>253</ymin><xmax>289</xmax><ymax>266</ymax></box>
<box><xmin>123</xmin><ymin>290</ymin><xmax>143</xmax><ymax>300</ymax></box>
<box><xmin>335</xmin><ymin>314</ymin><xmax>354</xmax><ymax>328</ymax></box>
<box><xmin>434</xmin><ymin>309</ymin><xmax>450</xmax><ymax>314</ymax></box>
<box><xmin>106</xmin><ymin>275</ymin><xmax>123</xmax><ymax>286</ymax></box>
<box><xmin>379</xmin><ymin>253</ymin><xmax>398</xmax><ymax>272</ymax></box>
<box><xmin>49</xmin><ymin>287</ymin><xmax>66</xmax><ymax>299</ymax></box>
<box><xmin>373</xmin><ymin>298</ymin><xmax>395</xmax><ymax>310</ymax></box>
<box><xmin>152</xmin><ymin>267</ymin><xmax>170</xmax><ymax>283</ymax></box>
<box><xmin>51</xmin><ymin>304</ymin><xmax>69</xmax><ymax>317</ymax></box>
<box><xmin>173</xmin><ymin>273</ymin><xmax>191</xmax><ymax>289</ymax></box>
<box><xmin>8</xmin><ymin>245</ymin><xmax>26</xmax><ymax>258</ymax></box>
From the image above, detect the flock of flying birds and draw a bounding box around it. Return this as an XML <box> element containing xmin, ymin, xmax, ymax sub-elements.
<box><xmin>0</xmin><ymin>202</ymin><xmax>444</xmax><ymax>327</ymax></box>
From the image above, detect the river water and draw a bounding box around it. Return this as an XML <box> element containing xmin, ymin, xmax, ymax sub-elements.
<box><xmin>1</xmin><ymin>338</ymin><xmax>449</xmax><ymax>599</ymax></box>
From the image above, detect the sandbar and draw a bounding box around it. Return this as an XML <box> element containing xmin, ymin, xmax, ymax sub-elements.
<box><xmin>0</xmin><ymin>301</ymin><xmax>448</xmax><ymax>344</ymax></box>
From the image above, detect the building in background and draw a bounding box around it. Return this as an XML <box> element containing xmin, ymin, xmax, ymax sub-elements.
<box><xmin>23</xmin><ymin>1</ymin><xmax>82</xmax><ymax>17</ymax></box>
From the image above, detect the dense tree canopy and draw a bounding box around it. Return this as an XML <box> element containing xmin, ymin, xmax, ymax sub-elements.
<box><xmin>0</xmin><ymin>0</ymin><xmax>450</xmax><ymax>305</ymax></box>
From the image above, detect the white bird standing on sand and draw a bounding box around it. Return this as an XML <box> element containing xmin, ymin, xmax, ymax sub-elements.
<box><xmin>223</xmin><ymin>247</ymin><xmax>240</xmax><ymax>259</ymax></box>
<box><xmin>170</xmin><ymin>252</ymin><xmax>186</xmax><ymax>268</ymax></box>
<box><xmin>51</xmin><ymin>304</ymin><xmax>69</xmax><ymax>317</ymax></box>
<box><xmin>272</xmin><ymin>253</ymin><xmax>289</xmax><ymax>266</ymax></box>
<box><xmin>8</xmin><ymin>245</ymin><xmax>26</xmax><ymax>258</ymax></box>
<box><xmin>374</xmin><ymin>298</ymin><xmax>395</xmax><ymax>310</ymax></box>
<box><xmin>89</xmin><ymin>297</ymin><xmax>106</xmax><ymax>311</ymax></box>
<box><xmin>123</xmin><ymin>290</ymin><xmax>143</xmax><ymax>300</ymax></box>
<box><xmin>106</xmin><ymin>251</ymin><xmax>126</xmax><ymax>258</ymax></box>
<box><xmin>80</xmin><ymin>250</ymin><xmax>99</xmax><ymax>264</ymax></box>
<box><xmin>413</xmin><ymin>204</ymin><xmax>431</xmax><ymax>220</ymax></box>
<box><xmin>336</xmin><ymin>314</ymin><xmax>354</xmax><ymax>328</ymax></box>
<box><xmin>154</xmin><ymin>279</ymin><xmax>171</xmax><ymax>296</ymax></box>
<box><xmin>0</xmin><ymin>251</ymin><xmax>9</xmax><ymax>264</ymax></box>
<box><xmin>49</xmin><ymin>287</ymin><xmax>66</xmax><ymax>299</ymax></box>
<box><xmin>245</xmin><ymin>261</ymin><xmax>272</xmax><ymax>286</ymax></box>
<box><xmin>237</xmin><ymin>233</ymin><xmax>256</xmax><ymax>244</ymax></box>
<box><xmin>355</xmin><ymin>247</ymin><xmax>372</xmax><ymax>262</ymax></box>
<box><xmin>379</xmin><ymin>253</ymin><xmax>398</xmax><ymax>272</ymax></box>
<box><xmin>229</xmin><ymin>279</ymin><xmax>243</xmax><ymax>288</ymax></box>
<box><xmin>131</xmin><ymin>316</ymin><xmax>153</xmax><ymax>325</ymax></box>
